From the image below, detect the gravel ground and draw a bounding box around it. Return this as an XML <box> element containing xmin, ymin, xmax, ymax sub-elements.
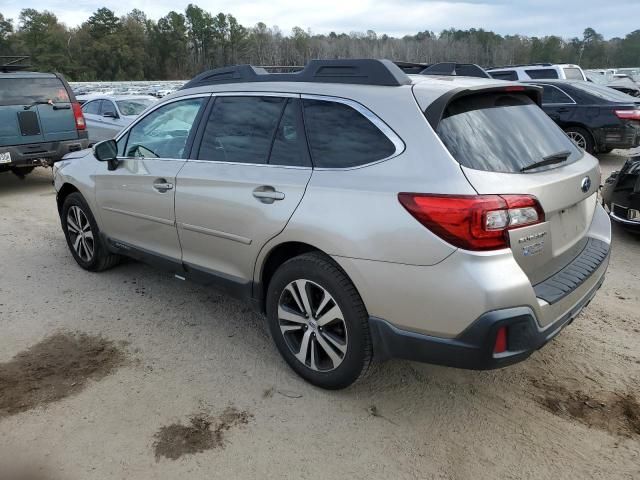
<box><xmin>0</xmin><ymin>153</ymin><xmax>639</xmax><ymax>480</ymax></box>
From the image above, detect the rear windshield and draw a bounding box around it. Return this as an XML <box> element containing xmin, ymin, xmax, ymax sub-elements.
<box><xmin>436</xmin><ymin>93</ymin><xmax>582</xmax><ymax>173</ymax></box>
<box><xmin>0</xmin><ymin>77</ymin><xmax>70</xmax><ymax>106</ymax></box>
<box><xmin>525</xmin><ymin>69</ymin><xmax>559</xmax><ymax>79</ymax></box>
<box><xmin>571</xmin><ymin>82</ymin><xmax>639</xmax><ymax>102</ymax></box>
<box><xmin>563</xmin><ymin>68</ymin><xmax>585</xmax><ymax>80</ymax></box>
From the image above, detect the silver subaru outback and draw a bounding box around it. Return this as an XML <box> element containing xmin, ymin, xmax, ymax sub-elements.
<box><xmin>53</xmin><ymin>60</ymin><xmax>611</xmax><ymax>389</ymax></box>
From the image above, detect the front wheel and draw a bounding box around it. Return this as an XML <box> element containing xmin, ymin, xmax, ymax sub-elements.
<box><xmin>266</xmin><ymin>253</ymin><xmax>372</xmax><ymax>389</ymax></box>
<box><xmin>61</xmin><ymin>192</ymin><xmax>120</xmax><ymax>271</ymax></box>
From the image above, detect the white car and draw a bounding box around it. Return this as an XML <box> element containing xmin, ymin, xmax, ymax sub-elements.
<box><xmin>81</xmin><ymin>95</ymin><xmax>157</xmax><ymax>143</ymax></box>
<box><xmin>487</xmin><ymin>64</ymin><xmax>587</xmax><ymax>81</ymax></box>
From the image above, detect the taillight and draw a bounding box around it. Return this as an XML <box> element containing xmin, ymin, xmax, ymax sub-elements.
<box><xmin>397</xmin><ymin>193</ymin><xmax>545</xmax><ymax>251</ymax></box>
<box><xmin>614</xmin><ymin>109</ymin><xmax>640</xmax><ymax>121</ymax></box>
<box><xmin>72</xmin><ymin>102</ymin><xmax>86</xmax><ymax>130</ymax></box>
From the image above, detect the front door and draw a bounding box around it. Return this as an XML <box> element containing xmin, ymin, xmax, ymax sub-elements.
<box><xmin>94</xmin><ymin>96</ymin><xmax>207</xmax><ymax>262</ymax></box>
<box><xmin>175</xmin><ymin>95</ymin><xmax>312</xmax><ymax>288</ymax></box>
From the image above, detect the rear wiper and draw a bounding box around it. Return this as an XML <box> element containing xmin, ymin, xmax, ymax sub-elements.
<box><xmin>23</xmin><ymin>99</ymin><xmax>70</xmax><ymax>111</ymax></box>
<box><xmin>520</xmin><ymin>150</ymin><xmax>571</xmax><ymax>172</ymax></box>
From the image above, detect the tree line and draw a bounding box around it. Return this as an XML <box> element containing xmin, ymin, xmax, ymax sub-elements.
<box><xmin>1</xmin><ymin>5</ymin><xmax>639</xmax><ymax>81</ymax></box>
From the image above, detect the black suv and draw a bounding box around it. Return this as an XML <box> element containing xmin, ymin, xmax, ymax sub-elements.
<box><xmin>0</xmin><ymin>58</ymin><xmax>89</xmax><ymax>177</ymax></box>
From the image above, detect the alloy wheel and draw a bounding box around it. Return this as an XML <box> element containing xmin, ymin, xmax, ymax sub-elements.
<box><xmin>277</xmin><ymin>279</ymin><xmax>348</xmax><ymax>372</ymax></box>
<box><xmin>567</xmin><ymin>131</ymin><xmax>587</xmax><ymax>150</ymax></box>
<box><xmin>66</xmin><ymin>205</ymin><xmax>95</xmax><ymax>262</ymax></box>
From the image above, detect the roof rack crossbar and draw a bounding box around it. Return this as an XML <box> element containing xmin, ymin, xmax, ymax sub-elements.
<box><xmin>181</xmin><ymin>59</ymin><xmax>412</xmax><ymax>89</ymax></box>
<box><xmin>0</xmin><ymin>55</ymin><xmax>32</xmax><ymax>72</ymax></box>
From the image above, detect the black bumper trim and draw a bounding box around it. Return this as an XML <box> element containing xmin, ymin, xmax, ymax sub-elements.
<box><xmin>369</xmin><ymin>271</ymin><xmax>605</xmax><ymax>370</ymax></box>
<box><xmin>533</xmin><ymin>238</ymin><xmax>609</xmax><ymax>305</ymax></box>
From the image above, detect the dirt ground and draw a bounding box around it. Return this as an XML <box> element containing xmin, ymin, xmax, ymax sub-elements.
<box><xmin>0</xmin><ymin>152</ymin><xmax>639</xmax><ymax>480</ymax></box>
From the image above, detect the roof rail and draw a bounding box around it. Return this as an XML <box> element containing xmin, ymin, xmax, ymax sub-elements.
<box><xmin>420</xmin><ymin>62</ymin><xmax>491</xmax><ymax>79</ymax></box>
<box><xmin>0</xmin><ymin>55</ymin><xmax>31</xmax><ymax>73</ymax></box>
<box><xmin>181</xmin><ymin>59</ymin><xmax>412</xmax><ymax>89</ymax></box>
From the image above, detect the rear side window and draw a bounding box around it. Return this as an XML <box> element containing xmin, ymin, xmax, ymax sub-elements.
<box><xmin>540</xmin><ymin>85</ymin><xmax>574</xmax><ymax>104</ymax></box>
<box><xmin>563</xmin><ymin>68</ymin><xmax>584</xmax><ymax>80</ymax></box>
<box><xmin>436</xmin><ymin>93</ymin><xmax>582</xmax><ymax>173</ymax></box>
<box><xmin>302</xmin><ymin>99</ymin><xmax>396</xmax><ymax>168</ymax></box>
<box><xmin>489</xmin><ymin>71</ymin><xmax>517</xmax><ymax>81</ymax></box>
<box><xmin>198</xmin><ymin>96</ymin><xmax>284</xmax><ymax>165</ymax></box>
<box><xmin>525</xmin><ymin>69</ymin><xmax>559</xmax><ymax>79</ymax></box>
<box><xmin>0</xmin><ymin>77</ymin><xmax>69</xmax><ymax>106</ymax></box>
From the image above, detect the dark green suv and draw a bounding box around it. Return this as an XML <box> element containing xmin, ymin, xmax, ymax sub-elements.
<box><xmin>0</xmin><ymin>66</ymin><xmax>89</xmax><ymax>178</ymax></box>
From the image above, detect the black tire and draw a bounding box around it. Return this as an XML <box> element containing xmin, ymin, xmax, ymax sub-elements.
<box><xmin>564</xmin><ymin>126</ymin><xmax>595</xmax><ymax>154</ymax></box>
<box><xmin>10</xmin><ymin>166</ymin><xmax>35</xmax><ymax>179</ymax></box>
<box><xmin>61</xmin><ymin>192</ymin><xmax>120</xmax><ymax>272</ymax></box>
<box><xmin>266</xmin><ymin>252</ymin><xmax>372</xmax><ymax>389</ymax></box>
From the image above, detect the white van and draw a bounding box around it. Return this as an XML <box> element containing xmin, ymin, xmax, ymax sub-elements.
<box><xmin>487</xmin><ymin>64</ymin><xmax>587</xmax><ymax>81</ymax></box>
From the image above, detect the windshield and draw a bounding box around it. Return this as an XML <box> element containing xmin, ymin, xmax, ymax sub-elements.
<box><xmin>436</xmin><ymin>93</ymin><xmax>582</xmax><ymax>173</ymax></box>
<box><xmin>571</xmin><ymin>82</ymin><xmax>639</xmax><ymax>102</ymax></box>
<box><xmin>116</xmin><ymin>99</ymin><xmax>154</xmax><ymax>116</ymax></box>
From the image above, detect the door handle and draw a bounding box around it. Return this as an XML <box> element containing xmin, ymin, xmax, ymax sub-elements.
<box><xmin>153</xmin><ymin>179</ymin><xmax>174</xmax><ymax>193</ymax></box>
<box><xmin>253</xmin><ymin>186</ymin><xmax>285</xmax><ymax>204</ymax></box>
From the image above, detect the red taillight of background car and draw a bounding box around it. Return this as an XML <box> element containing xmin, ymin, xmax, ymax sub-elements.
<box><xmin>72</xmin><ymin>102</ymin><xmax>86</xmax><ymax>130</ymax></box>
<box><xmin>614</xmin><ymin>109</ymin><xmax>640</xmax><ymax>121</ymax></box>
<box><xmin>397</xmin><ymin>193</ymin><xmax>545</xmax><ymax>251</ymax></box>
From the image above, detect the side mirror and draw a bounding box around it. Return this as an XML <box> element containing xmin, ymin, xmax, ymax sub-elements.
<box><xmin>93</xmin><ymin>139</ymin><xmax>119</xmax><ymax>170</ymax></box>
<box><xmin>103</xmin><ymin>111</ymin><xmax>118</xmax><ymax>119</ymax></box>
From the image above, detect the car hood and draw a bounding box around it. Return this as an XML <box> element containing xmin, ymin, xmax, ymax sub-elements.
<box><xmin>62</xmin><ymin>148</ymin><xmax>93</xmax><ymax>161</ymax></box>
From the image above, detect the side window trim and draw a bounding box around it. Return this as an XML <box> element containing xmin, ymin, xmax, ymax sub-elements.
<box><xmin>300</xmin><ymin>94</ymin><xmax>405</xmax><ymax>170</ymax></box>
<box><xmin>537</xmin><ymin>84</ymin><xmax>577</xmax><ymax>105</ymax></box>
<box><xmin>115</xmin><ymin>93</ymin><xmax>211</xmax><ymax>160</ymax></box>
<box><xmin>188</xmin><ymin>92</ymin><xmax>311</xmax><ymax>169</ymax></box>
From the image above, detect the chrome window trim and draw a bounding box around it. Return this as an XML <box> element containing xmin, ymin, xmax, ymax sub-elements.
<box><xmin>301</xmin><ymin>93</ymin><xmax>406</xmax><ymax>171</ymax></box>
<box><xmin>536</xmin><ymin>83</ymin><xmax>577</xmax><ymax>105</ymax></box>
<box><xmin>114</xmin><ymin>93</ymin><xmax>211</xmax><ymax>161</ymax></box>
<box><xmin>185</xmin><ymin>158</ymin><xmax>311</xmax><ymax>170</ymax></box>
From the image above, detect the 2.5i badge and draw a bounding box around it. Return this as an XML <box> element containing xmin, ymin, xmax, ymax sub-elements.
<box><xmin>0</xmin><ymin>152</ymin><xmax>11</xmax><ymax>164</ymax></box>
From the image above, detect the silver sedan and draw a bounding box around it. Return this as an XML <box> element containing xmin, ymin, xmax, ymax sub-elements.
<box><xmin>79</xmin><ymin>95</ymin><xmax>157</xmax><ymax>143</ymax></box>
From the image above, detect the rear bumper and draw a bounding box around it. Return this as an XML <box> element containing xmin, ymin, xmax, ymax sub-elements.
<box><xmin>0</xmin><ymin>136</ymin><xmax>90</xmax><ymax>168</ymax></box>
<box><xmin>370</xmin><ymin>254</ymin><xmax>608</xmax><ymax>369</ymax></box>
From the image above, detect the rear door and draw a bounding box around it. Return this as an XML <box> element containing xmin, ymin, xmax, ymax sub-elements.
<box><xmin>431</xmin><ymin>90</ymin><xmax>600</xmax><ymax>284</ymax></box>
<box><xmin>175</xmin><ymin>94</ymin><xmax>312</xmax><ymax>285</ymax></box>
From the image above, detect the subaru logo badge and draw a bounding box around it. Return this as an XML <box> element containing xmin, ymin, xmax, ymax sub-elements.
<box><xmin>581</xmin><ymin>176</ymin><xmax>591</xmax><ymax>193</ymax></box>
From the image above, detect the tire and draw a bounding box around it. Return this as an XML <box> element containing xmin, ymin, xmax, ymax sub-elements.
<box><xmin>61</xmin><ymin>192</ymin><xmax>120</xmax><ymax>272</ymax></box>
<box><xmin>10</xmin><ymin>166</ymin><xmax>35</xmax><ymax>179</ymax></box>
<box><xmin>564</xmin><ymin>126</ymin><xmax>595</xmax><ymax>154</ymax></box>
<box><xmin>266</xmin><ymin>252</ymin><xmax>372</xmax><ymax>389</ymax></box>
<box><xmin>599</xmin><ymin>148</ymin><xmax>614</xmax><ymax>154</ymax></box>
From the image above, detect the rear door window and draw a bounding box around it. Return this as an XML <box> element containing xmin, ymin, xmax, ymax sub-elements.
<box><xmin>489</xmin><ymin>70</ymin><xmax>517</xmax><ymax>81</ymax></box>
<box><xmin>436</xmin><ymin>93</ymin><xmax>582</xmax><ymax>173</ymax></box>
<box><xmin>302</xmin><ymin>99</ymin><xmax>396</xmax><ymax>168</ymax></box>
<box><xmin>197</xmin><ymin>96</ymin><xmax>285</xmax><ymax>165</ymax></box>
<box><xmin>0</xmin><ymin>77</ymin><xmax>69</xmax><ymax>106</ymax></box>
<box><xmin>525</xmin><ymin>69</ymin><xmax>559</xmax><ymax>79</ymax></box>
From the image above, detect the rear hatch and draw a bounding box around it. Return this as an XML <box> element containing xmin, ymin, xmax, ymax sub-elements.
<box><xmin>0</xmin><ymin>75</ymin><xmax>78</xmax><ymax>147</ymax></box>
<box><xmin>422</xmin><ymin>86</ymin><xmax>600</xmax><ymax>285</ymax></box>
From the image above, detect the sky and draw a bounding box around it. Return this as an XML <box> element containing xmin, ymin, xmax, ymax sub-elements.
<box><xmin>2</xmin><ymin>0</ymin><xmax>640</xmax><ymax>39</ymax></box>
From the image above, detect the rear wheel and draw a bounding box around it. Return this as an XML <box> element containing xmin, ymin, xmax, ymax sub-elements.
<box><xmin>10</xmin><ymin>166</ymin><xmax>35</xmax><ymax>179</ymax></box>
<box><xmin>565</xmin><ymin>126</ymin><xmax>595</xmax><ymax>154</ymax></box>
<box><xmin>61</xmin><ymin>192</ymin><xmax>120</xmax><ymax>271</ymax></box>
<box><xmin>266</xmin><ymin>252</ymin><xmax>372</xmax><ymax>389</ymax></box>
